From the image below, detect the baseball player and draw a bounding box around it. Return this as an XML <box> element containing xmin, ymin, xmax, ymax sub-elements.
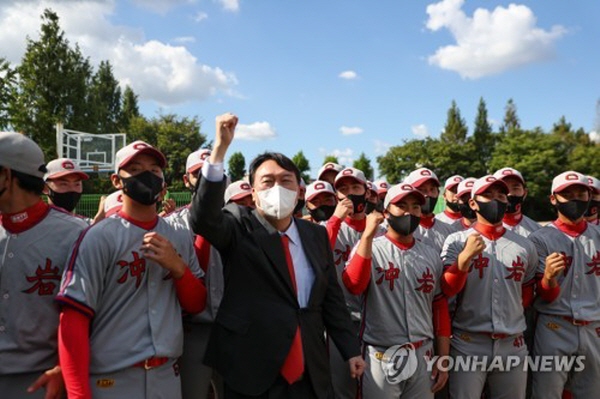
<box><xmin>365</xmin><ymin>181</ymin><xmax>381</xmax><ymax>214</ymax></box>
<box><xmin>493</xmin><ymin>168</ymin><xmax>540</xmax><ymax>237</ymax></box>
<box><xmin>441</xmin><ymin>175</ymin><xmax>538</xmax><ymax>399</ymax></box>
<box><xmin>435</xmin><ymin>175</ymin><xmax>464</xmax><ymax>229</ymax></box>
<box><xmin>343</xmin><ymin>183</ymin><xmax>450</xmax><ymax>398</ymax></box>
<box><xmin>373</xmin><ymin>179</ymin><xmax>390</xmax><ymax>202</ymax></box>
<box><xmin>0</xmin><ymin>132</ymin><xmax>87</xmax><ymax>398</ymax></box>
<box><xmin>528</xmin><ymin>171</ymin><xmax>600</xmax><ymax>399</ymax></box>
<box><xmin>453</xmin><ymin>177</ymin><xmax>478</xmax><ymax>231</ymax></box>
<box><xmin>584</xmin><ymin>175</ymin><xmax>600</xmax><ymax>225</ymax></box>
<box><xmin>317</xmin><ymin>161</ymin><xmax>344</xmax><ymax>186</ymax></box>
<box><xmin>57</xmin><ymin>140</ymin><xmax>207</xmax><ymax>399</ymax></box>
<box><xmin>293</xmin><ymin>178</ymin><xmax>306</xmax><ymax>217</ymax></box>
<box><xmin>327</xmin><ymin>167</ymin><xmax>386</xmax><ymax>399</ymax></box>
<box><xmin>103</xmin><ymin>190</ymin><xmax>124</xmax><ymax>218</ymax></box>
<box><xmin>163</xmin><ymin>148</ymin><xmax>226</xmax><ymax>399</ymax></box>
<box><xmin>44</xmin><ymin>157</ymin><xmax>89</xmax><ymax>214</ymax></box>
<box><xmin>405</xmin><ymin>168</ymin><xmax>455</xmax><ymax>253</ymax></box>
<box><xmin>224</xmin><ymin>180</ymin><xmax>254</xmax><ymax>208</ymax></box>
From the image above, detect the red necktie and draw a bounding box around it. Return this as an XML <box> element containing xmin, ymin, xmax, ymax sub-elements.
<box><xmin>280</xmin><ymin>234</ymin><xmax>304</xmax><ymax>384</ymax></box>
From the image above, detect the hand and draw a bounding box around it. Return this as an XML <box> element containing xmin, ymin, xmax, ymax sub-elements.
<box><xmin>141</xmin><ymin>232</ymin><xmax>187</xmax><ymax>279</ymax></box>
<box><xmin>348</xmin><ymin>356</ymin><xmax>366</xmax><ymax>379</ymax></box>
<box><xmin>364</xmin><ymin>211</ymin><xmax>384</xmax><ymax>238</ymax></box>
<box><xmin>457</xmin><ymin>233</ymin><xmax>485</xmax><ymax>271</ymax></box>
<box><xmin>544</xmin><ymin>252</ymin><xmax>566</xmax><ymax>282</ymax></box>
<box><xmin>333</xmin><ymin>197</ymin><xmax>353</xmax><ymax>220</ymax></box>
<box><xmin>430</xmin><ymin>357</ymin><xmax>449</xmax><ymax>393</ymax></box>
<box><xmin>92</xmin><ymin>195</ymin><xmax>107</xmax><ymax>224</ymax></box>
<box><xmin>27</xmin><ymin>365</ymin><xmax>64</xmax><ymax>399</ymax></box>
<box><xmin>161</xmin><ymin>198</ymin><xmax>176</xmax><ymax>215</ymax></box>
<box><xmin>212</xmin><ymin>113</ymin><xmax>238</xmax><ymax>163</ymax></box>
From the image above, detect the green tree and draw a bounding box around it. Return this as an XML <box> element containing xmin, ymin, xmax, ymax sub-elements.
<box><xmin>353</xmin><ymin>152</ymin><xmax>374</xmax><ymax>180</ymax></box>
<box><xmin>88</xmin><ymin>60</ymin><xmax>122</xmax><ymax>134</ymax></box>
<box><xmin>119</xmin><ymin>86</ymin><xmax>140</xmax><ymax>131</ymax></box>
<box><xmin>377</xmin><ymin>138</ymin><xmax>437</xmax><ymax>184</ymax></box>
<box><xmin>499</xmin><ymin>98</ymin><xmax>520</xmax><ymax>134</ymax></box>
<box><xmin>323</xmin><ymin>155</ymin><xmax>340</xmax><ymax>165</ymax></box>
<box><xmin>0</xmin><ymin>58</ymin><xmax>17</xmax><ymax>129</ymax></box>
<box><xmin>471</xmin><ymin>97</ymin><xmax>495</xmax><ymax>175</ymax></box>
<box><xmin>292</xmin><ymin>151</ymin><xmax>311</xmax><ymax>183</ymax></box>
<box><xmin>10</xmin><ymin>9</ymin><xmax>92</xmax><ymax>159</ymax></box>
<box><xmin>227</xmin><ymin>152</ymin><xmax>246</xmax><ymax>182</ymax></box>
<box><xmin>441</xmin><ymin>100</ymin><xmax>468</xmax><ymax>144</ymax></box>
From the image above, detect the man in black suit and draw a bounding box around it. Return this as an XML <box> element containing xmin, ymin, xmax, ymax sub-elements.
<box><xmin>189</xmin><ymin>113</ymin><xmax>365</xmax><ymax>399</ymax></box>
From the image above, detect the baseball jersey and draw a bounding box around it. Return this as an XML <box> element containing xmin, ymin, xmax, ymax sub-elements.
<box><xmin>441</xmin><ymin>226</ymin><xmax>538</xmax><ymax>335</ymax></box>
<box><xmin>435</xmin><ymin>210</ymin><xmax>462</xmax><ymax>229</ymax></box>
<box><xmin>57</xmin><ymin>214</ymin><xmax>204</xmax><ymax>374</ymax></box>
<box><xmin>414</xmin><ymin>217</ymin><xmax>456</xmax><ymax>254</ymax></box>
<box><xmin>360</xmin><ymin>236</ymin><xmax>443</xmax><ymax>347</ymax></box>
<box><xmin>0</xmin><ymin>205</ymin><xmax>87</xmax><ymax>374</ymax></box>
<box><xmin>503</xmin><ymin>213</ymin><xmax>540</xmax><ymax>238</ymax></box>
<box><xmin>529</xmin><ymin>222</ymin><xmax>600</xmax><ymax>321</ymax></box>
<box><xmin>165</xmin><ymin>205</ymin><xmax>223</xmax><ymax>323</ymax></box>
<box><xmin>332</xmin><ymin>220</ymin><xmax>385</xmax><ymax>320</ymax></box>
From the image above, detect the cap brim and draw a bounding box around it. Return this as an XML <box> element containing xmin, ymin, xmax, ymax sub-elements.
<box><xmin>472</xmin><ymin>180</ymin><xmax>509</xmax><ymax>198</ymax></box>
<box><xmin>229</xmin><ymin>192</ymin><xmax>252</xmax><ymax>201</ymax></box>
<box><xmin>186</xmin><ymin>163</ymin><xmax>203</xmax><ymax>174</ymax></box>
<box><xmin>334</xmin><ymin>176</ymin><xmax>366</xmax><ymax>188</ymax></box>
<box><xmin>119</xmin><ymin>148</ymin><xmax>167</xmax><ymax>170</ymax></box>
<box><xmin>388</xmin><ymin>191</ymin><xmax>426</xmax><ymax>206</ymax></box>
<box><xmin>497</xmin><ymin>174</ymin><xmax>524</xmax><ymax>184</ymax></box>
<box><xmin>306</xmin><ymin>190</ymin><xmax>335</xmax><ymax>201</ymax></box>
<box><xmin>412</xmin><ymin>176</ymin><xmax>440</xmax><ymax>188</ymax></box>
<box><xmin>45</xmin><ymin>171</ymin><xmax>89</xmax><ymax>181</ymax></box>
<box><xmin>445</xmin><ymin>182</ymin><xmax>460</xmax><ymax>191</ymax></box>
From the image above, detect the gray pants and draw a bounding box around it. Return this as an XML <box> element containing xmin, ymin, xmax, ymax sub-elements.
<box><xmin>531</xmin><ymin>314</ymin><xmax>600</xmax><ymax>399</ymax></box>
<box><xmin>449</xmin><ymin>329</ymin><xmax>527</xmax><ymax>399</ymax></box>
<box><xmin>361</xmin><ymin>341</ymin><xmax>435</xmax><ymax>399</ymax></box>
<box><xmin>181</xmin><ymin>322</ymin><xmax>224</xmax><ymax>399</ymax></box>
<box><xmin>91</xmin><ymin>358</ymin><xmax>181</xmax><ymax>399</ymax></box>
<box><xmin>0</xmin><ymin>371</ymin><xmax>60</xmax><ymax>399</ymax></box>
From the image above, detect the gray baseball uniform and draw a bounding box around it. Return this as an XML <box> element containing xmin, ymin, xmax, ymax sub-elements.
<box><xmin>435</xmin><ymin>210</ymin><xmax>463</xmax><ymax>230</ymax></box>
<box><xmin>0</xmin><ymin>205</ymin><xmax>86</xmax><ymax>397</ymax></box>
<box><xmin>503</xmin><ymin>214</ymin><xmax>540</xmax><ymax>238</ymax></box>
<box><xmin>528</xmin><ymin>222</ymin><xmax>600</xmax><ymax>399</ymax></box>
<box><xmin>357</xmin><ymin>235</ymin><xmax>444</xmax><ymax>399</ymax></box>
<box><xmin>57</xmin><ymin>214</ymin><xmax>203</xmax><ymax>398</ymax></box>
<box><xmin>441</xmin><ymin>226</ymin><xmax>538</xmax><ymax>399</ymax></box>
<box><xmin>415</xmin><ymin>218</ymin><xmax>456</xmax><ymax>254</ymax></box>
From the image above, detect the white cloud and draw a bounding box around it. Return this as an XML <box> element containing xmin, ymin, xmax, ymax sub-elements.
<box><xmin>425</xmin><ymin>0</ymin><xmax>567</xmax><ymax>79</ymax></box>
<box><xmin>216</xmin><ymin>0</ymin><xmax>240</xmax><ymax>12</ymax></box>
<box><xmin>0</xmin><ymin>1</ymin><xmax>237</xmax><ymax>105</ymax></box>
<box><xmin>373</xmin><ymin>139</ymin><xmax>391</xmax><ymax>155</ymax></box>
<box><xmin>173</xmin><ymin>36</ymin><xmax>196</xmax><ymax>44</ymax></box>
<box><xmin>317</xmin><ymin>148</ymin><xmax>354</xmax><ymax>167</ymax></box>
<box><xmin>132</xmin><ymin>0</ymin><xmax>197</xmax><ymax>14</ymax></box>
<box><xmin>339</xmin><ymin>70</ymin><xmax>358</xmax><ymax>80</ymax></box>
<box><xmin>340</xmin><ymin>126</ymin><xmax>363</xmax><ymax>135</ymax></box>
<box><xmin>235</xmin><ymin>121</ymin><xmax>277</xmax><ymax>141</ymax></box>
<box><xmin>590</xmin><ymin>131</ymin><xmax>600</xmax><ymax>144</ymax></box>
<box><xmin>194</xmin><ymin>11</ymin><xmax>208</xmax><ymax>22</ymax></box>
<box><xmin>411</xmin><ymin>124</ymin><xmax>430</xmax><ymax>138</ymax></box>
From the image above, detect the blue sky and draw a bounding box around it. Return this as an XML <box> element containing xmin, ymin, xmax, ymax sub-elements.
<box><xmin>1</xmin><ymin>0</ymin><xmax>599</xmax><ymax>180</ymax></box>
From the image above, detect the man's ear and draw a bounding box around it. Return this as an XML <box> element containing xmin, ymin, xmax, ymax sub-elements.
<box><xmin>183</xmin><ymin>174</ymin><xmax>190</xmax><ymax>188</ymax></box>
<box><xmin>111</xmin><ymin>173</ymin><xmax>123</xmax><ymax>190</ymax></box>
<box><xmin>42</xmin><ymin>183</ymin><xmax>50</xmax><ymax>195</ymax></box>
<box><xmin>549</xmin><ymin>194</ymin><xmax>557</xmax><ymax>206</ymax></box>
<box><xmin>468</xmin><ymin>198</ymin><xmax>478</xmax><ymax>211</ymax></box>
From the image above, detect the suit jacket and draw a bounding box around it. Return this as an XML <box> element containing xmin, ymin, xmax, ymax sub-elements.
<box><xmin>189</xmin><ymin>178</ymin><xmax>360</xmax><ymax>397</ymax></box>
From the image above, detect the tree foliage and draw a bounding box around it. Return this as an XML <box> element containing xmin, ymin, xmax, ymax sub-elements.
<box><xmin>353</xmin><ymin>153</ymin><xmax>374</xmax><ymax>181</ymax></box>
<box><xmin>292</xmin><ymin>151</ymin><xmax>311</xmax><ymax>183</ymax></box>
<box><xmin>227</xmin><ymin>152</ymin><xmax>246</xmax><ymax>182</ymax></box>
<box><xmin>323</xmin><ymin>155</ymin><xmax>340</xmax><ymax>165</ymax></box>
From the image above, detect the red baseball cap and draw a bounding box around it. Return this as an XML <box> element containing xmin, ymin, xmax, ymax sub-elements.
<box><xmin>471</xmin><ymin>175</ymin><xmax>509</xmax><ymax>199</ymax></box>
<box><xmin>334</xmin><ymin>167</ymin><xmax>367</xmax><ymax>188</ymax></box>
<box><xmin>404</xmin><ymin>168</ymin><xmax>440</xmax><ymax>188</ymax></box>
<box><xmin>224</xmin><ymin>180</ymin><xmax>253</xmax><ymax>203</ymax></box>
<box><xmin>456</xmin><ymin>177</ymin><xmax>477</xmax><ymax>198</ymax></box>
<box><xmin>306</xmin><ymin>180</ymin><xmax>336</xmax><ymax>201</ymax></box>
<box><xmin>444</xmin><ymin>175</ymin><xmax>464</xmax><ymax>191</ymax></box>
<box><xmin>115</xmin><ymin>140</ymin><xmax>166</xmax><ymax>173</ymax></box>
<box><xmin>551</xmin><ymin>171</ymin><xmax>589</xmax><ymax>194</ymax></box>
<box><xmin>317</xmin><ymin>162</ymin><xmax>343</xmax><ymax>180</ymax></box>
<box><xmin>44</xmin><ymin>158</ymin><xmax>89</xmax><ymax>181</ymax></box>
<box><xmin>384</xmin><ymin>183</ymin><xmax>425</xmax><ymax>209</ymax></box>
<box><xmin>186</xmin><ymin>149</ymin><xmax>211</xmax><ymax>174</ymax></box>
<box><xmin>493</xmin><ymin>167</ymin><xmax>525</xmax><ymax>185</ymax></box>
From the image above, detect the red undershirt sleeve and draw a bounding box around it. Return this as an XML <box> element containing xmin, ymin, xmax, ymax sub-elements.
<box><xmin>174</xmin><ymin>267</ymin><xmax>207</xmax><ymax>314</ymax></box>
<box><xmin>342</xmin><ymin>253</ymin><xmax>372</xmax><ymax>295</ymax></box>
<box><xmin>432</xmin><ymin>295</ymin><xmax>451</xmax><ymax>338</ymax></box>
<box><xmin>536</xmin><ymin>275</ymin><xmax>560</xmax><ymax>303</ymax></box>
<box><xmin>521</xmin><ymin>283</ymin><xmax>534</xmax><ymax>308</ymax></box>
<box><xmin>59</xmin><ymin>307</ymin><xmax>91</xmax><ymax>399</ymax></box>
<box><xmin>193</xmin><ymin>234</ymin><xmax>211</xmax><ymax>273</ymax></box>
<box><xmin>441</xmin><ymin>263</ymin><xmax>468</xmax><ymax>297</ymax></box>
<box><xmin>326</xmin><ymin>216</ymin><xmax>343</xmax><ymax>250</ymax></box>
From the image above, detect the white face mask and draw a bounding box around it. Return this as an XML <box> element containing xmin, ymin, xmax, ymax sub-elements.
<box><xmin>256</xmin><ymin>185</ymin><xmax>298</xmax><ymax>220</ymax></box>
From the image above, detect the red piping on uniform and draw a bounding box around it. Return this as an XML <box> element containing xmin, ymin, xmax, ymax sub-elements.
<box><xmin>0</xmin><ymin>200</ymin><xmax>49</xmax><ymax>233</ymax></box>
<box><xmin>342</xmin><ymin>254</ymin><xmax>371</xmax><ymax>295</ymax></box>
<box><xmin>420</xmin><ymin>214</ymin><xmax>435</xmax><ymax>229</ymax></box>
<box><xmin>117</xmin><ymin>210</ymin><xmax>159</xmax><ymax>230</ymax></box>
<box><xmin>444</xmin><ymin>209</ymin><xmax>462</xmax><ymax>220</ymax></box>
<box><xmin>57</xmin><ymin>225</ymin><xmax>94</xmax><ymax>298</ymax></box>
<box><xmin>553</xmin><ymin>219</ymin><xmax>587</xmax><ymax>238</ymax></box>
<box><xmin>503</xmin><ymin>212</ymin><xmax>523</xmax><ymax>227</ymax></box>
<box><xmin>473</xmin><ymin>222</ymin><xmax>506</xmax><ymax>241</ymax></box>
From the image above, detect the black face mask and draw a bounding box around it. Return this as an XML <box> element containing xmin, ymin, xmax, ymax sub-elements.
<box><xmin>506</xmin><ymin>195</ymin><xmax>524</xmax><ymax>214</ymax></box>
<box><xmin>459</xmin><ymin>203</ymin><xmax>477</xmax><ymax>220</ymax></box>
<box><xmin>347</xmin><ymin>194</ymin><xmax>367</xmax><ymax>214</ymax></box>
<box><xmin>121</xmin><ymin>171</ymin><xmax>164</xmax><ymax>206</ymax></box>
<box><xmin>48</xmin><ymin>190</ymin><xmax>82</xmax><ymax>213</ymax></box>
<box><xmin>446</xmin><ymin>200</ymin><xmax>461</xmax><ymax>213</ymax></box>
<box><xmin>555</xmin><ymin>199</ymin><xmax>589</xmax><ymax>222</ymax></box>
<box><xmin>309</xmin><ymin>204</ymin><xmax>336</xmax><ymax>222</ymax></box>
<box><xmin>365</xmin><ymin>199</ymin><xmax>385</xmax><ymax>214</ymax></box>
<box><xmin>475</xmin><ymin>199</ymin><xmax>507</xmax><ymax>224</ymax></box>
<box><xmin>421</xmin><ymin>196</ymin><xmax>438</xmax><ymax>215</ymax></box>
<box><xmin>294</xmin><ymin>199</ymin><xmax>306</xmax><ymax>215</ymax></box>
<box><xmin>387</xmin><ymin>214</ymin><xmax>420</xmax><ymax>236</ymax></box>
<box><xmin>584</xmin><ymin>200</ymin><xmax>600</xmax><ymax>218</ymax></box>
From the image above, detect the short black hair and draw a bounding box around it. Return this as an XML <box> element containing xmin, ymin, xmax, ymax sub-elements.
<box><xmin>248</xmin><ymin>152</ymin><xmax>301</xmax><ymax>186</ymax></box>
<box><xmin>10</xmin><ymin>169</ymin><xmax>45</xmax><ymax>195</ymax></box>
